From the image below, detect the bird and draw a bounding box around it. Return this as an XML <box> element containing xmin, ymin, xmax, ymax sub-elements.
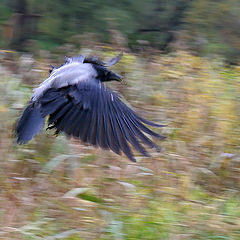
<box><xmin>16</xmin><ymin>52</ymin><xmax>165</xmax><ymax>161</ymax></box>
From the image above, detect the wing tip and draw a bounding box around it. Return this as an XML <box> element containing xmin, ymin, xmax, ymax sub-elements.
<box><xmin>129</xmin><ymin>156</ymin><xmax>136</xmax><ymax>162</ymax></box>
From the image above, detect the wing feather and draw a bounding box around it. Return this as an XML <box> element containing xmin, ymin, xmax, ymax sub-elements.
<box><xmin>112</xmin><ymin>101</ymin><xmax>150</xmax><ymax>157</ymax></box>
<box><xmin>38</xmin><ymin>80</ymin><xmax>164</xmax><ymax>161</ymax></box>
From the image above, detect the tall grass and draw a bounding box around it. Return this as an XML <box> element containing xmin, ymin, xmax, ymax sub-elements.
<box><xmin>0</xmin><ymin>50</ymin><xmax>240</xmax><ymax>239</ymax></box>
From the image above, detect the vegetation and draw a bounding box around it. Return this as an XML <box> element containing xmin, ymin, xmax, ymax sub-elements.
<box><xmin>2</xmin><ymin>0</ymin><xmax>240</xmax><ymax>62</ymax></box>
<box><xmin>0</xmin><ymin>49</ymin><xmax>240</xmax><ymax>239</ymax></box>
<box><xmin>1</xmin><ymin>0</ymin><xmax>240</xmax><ymax>239</ymax></box>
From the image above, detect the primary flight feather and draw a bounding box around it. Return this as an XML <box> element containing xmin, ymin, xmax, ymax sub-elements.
<box><xmin>16</xmin><ymin>52</ymin><xmax>165</xmax><ymax>161</ymax></box>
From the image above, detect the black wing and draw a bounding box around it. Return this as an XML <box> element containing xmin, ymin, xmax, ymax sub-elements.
<box><xmin>16</xmin><ymin>102</ymin><xmax>45</xmax><ymax>144</ymax></box>
<box><xmin>38</xmin><ymin>80</ymin><xmax>165</xmax><ymax>161</ymax></box>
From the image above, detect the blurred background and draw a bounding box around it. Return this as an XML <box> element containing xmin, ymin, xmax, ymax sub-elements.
<box><xmin>1</xmin><ymin>0</ymin><xmax>240</xmax><ymax>239</ymax></box>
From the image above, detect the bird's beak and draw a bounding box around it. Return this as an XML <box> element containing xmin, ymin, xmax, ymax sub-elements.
<box><xmin>109</xmin><ymin>72</ymin><xmax>123</xmax><ymax>82</ymax></box>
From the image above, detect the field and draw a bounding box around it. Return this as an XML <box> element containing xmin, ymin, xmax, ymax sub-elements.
<box><xmin>0</xmin><ymin>49</ymin><xmax>240</xmax><ymax>239</ymax></box>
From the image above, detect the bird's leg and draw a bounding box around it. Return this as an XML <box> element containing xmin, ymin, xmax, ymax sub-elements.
<box><xmin>46</xmin><ymin>124</ymin><xmax>55</xmax><ymax>131</ymax></box>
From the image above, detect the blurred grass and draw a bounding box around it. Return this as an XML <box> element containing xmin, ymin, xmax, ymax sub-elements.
<box><xmin>0</xmin><ymin>49</ymin><xmax>240</xmax><ymax>239</ymax></box>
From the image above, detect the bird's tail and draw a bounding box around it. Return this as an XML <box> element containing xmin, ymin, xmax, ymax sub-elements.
<box><xmin>16</xmin><ymin>102</ymin><xmax>45</xmax><ymax>144</ymax></box>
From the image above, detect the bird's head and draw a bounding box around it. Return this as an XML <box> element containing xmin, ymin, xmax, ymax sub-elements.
<box><xmin>93</xmin><ymin>65</ymin><xmax>122</xmax><ymax>82</ymax></box>
<box><xmin>84</xmin><ymin>52</ymin><xmax>123</xmax><ymax>82</ymax></box>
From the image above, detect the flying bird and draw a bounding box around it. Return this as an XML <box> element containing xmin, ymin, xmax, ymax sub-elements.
<box><xmin>16</xmin><ymin>52</ymin><xmax>165</xmax><ymax>161</ymax></box>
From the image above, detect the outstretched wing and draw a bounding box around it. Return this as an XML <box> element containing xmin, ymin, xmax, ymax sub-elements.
<box><xmin>38</xmin><ymin>80</ymin><xmax>165</xmax><ymax>161</ymax></box>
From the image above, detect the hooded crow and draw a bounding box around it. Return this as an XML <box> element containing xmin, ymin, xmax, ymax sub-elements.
<box><xmin>16</xmin><ymin>52</ymin><xmax>165</xmax><ymax>161</ymax></box>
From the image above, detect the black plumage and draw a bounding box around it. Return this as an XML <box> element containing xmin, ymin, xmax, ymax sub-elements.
<box><xmin>16</xmin><ymin>53</ymin><xmax>165</xmax><ymax>161</ymax></box>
